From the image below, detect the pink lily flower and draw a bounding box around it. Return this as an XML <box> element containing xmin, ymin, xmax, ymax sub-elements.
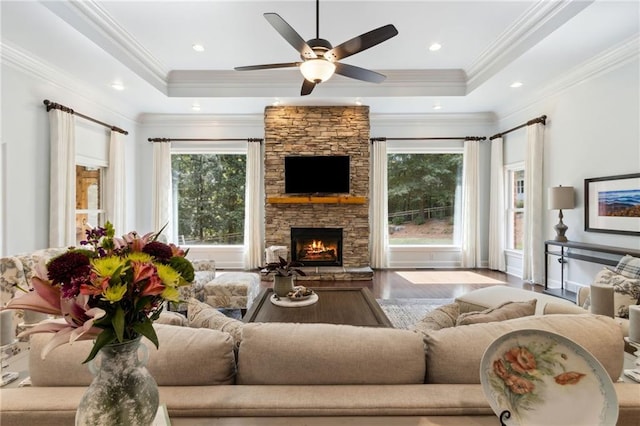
<box><xmin>140</xmin><ymin>275</ymin><xmax>165</xmax><ymax>297</ymax></box>
<box><xmin>132</xmin><ymin>260</ymin><xmax>156</xmax><ymax>283</ymax></box>
<box><xmin>2</xmin><ymin>276</ymin><xmax>61</xmax><ymax>315</ymax></box>
<box><xmin>115</xmin><ymin>231</ymin><xmax>154</xmax><ymax>252</ymax></box>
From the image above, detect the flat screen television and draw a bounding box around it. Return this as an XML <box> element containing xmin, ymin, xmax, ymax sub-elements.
<box><xmin>284</xmin><ymin>155</ymin><xmax>350</xmax><ymax>194</ymax></box>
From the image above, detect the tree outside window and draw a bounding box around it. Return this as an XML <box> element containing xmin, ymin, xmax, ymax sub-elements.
<box><xmin>171</xmin><ymin>154</ymin><xmax>246</xmax><ymax>245</ymax></box>
<box><xmin>387</xmin><ymin>153</ymin><xmax>463</xmax><ymax>245</ymax></box>
<box><xmin>506</xmin><ymin>165</ymin><xmax>525</xmax><ymax>250</ymax></box>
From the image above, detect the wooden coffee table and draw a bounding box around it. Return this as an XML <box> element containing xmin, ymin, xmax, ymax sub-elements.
<box><xmin>243</xmin><ymin>287</ymin><xmax>392</xmax><ymax>327</ymax></box>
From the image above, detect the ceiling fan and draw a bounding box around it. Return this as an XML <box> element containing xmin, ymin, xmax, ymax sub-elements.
<box><xmin>234</xmin><ymin>0</ymin><xmax>398</xmax><ymax>96</ymax></box>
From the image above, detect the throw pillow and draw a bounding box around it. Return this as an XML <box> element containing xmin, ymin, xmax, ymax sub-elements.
<box><xmin>187</xmin><ymin>298</ymin><xmax>244</xmax><ymax>348</ymax></box>
<box><xmin>411</xmin><ymin>302</ymin><xmax>460</xmax><ymax>333</ymax></box>
<box><xmin>591</xmin><ymin>268</ymin><xmax>640</xmax><ymax>318</ymax></box>
<box><xmin>614</xmin><ymin>255</ymin><xmax>640</xmax><ymax>279</ymax></box>
<box><xmin>455</xmin><ymin>299</ymin><xmax>537</xmax><ymax>326</ymax></box>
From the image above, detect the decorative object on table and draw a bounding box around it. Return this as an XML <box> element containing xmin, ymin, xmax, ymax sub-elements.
<box><xmin>0</xmin><ymin>222</ymin><xmax>194</xmax><ymax>426</ymax></box>
<box><xmin>261</xmin><ymin>256</ymin><xmax>306</xmax><ymax>297</ymax></box>
<box><xmin>589</xmin><ymin>283</ymin><xmax>615</xmax><ymax>317</ymax></box>
<box><xmin>548</xmin><ymin>185</ymin><xmax>574</xmax><ymax>242</ymax></box>
<box><xmin>587</xmin><ymin>268</ymin><xmax>640</xmax><ymax>319</ymax></box>
<box><xmin>584</xmin><ymin>173</ymin><xmax>640</xmax><ymax>236</ymax></box>
<box><xmin>480</xmin><ymin>329</ymin><xmax>618</xmax><ymax>426</ymax></box>
<box><xmin>0</xmin><ymin>309</ymin><xmax>14</xmax><ymax>346</ymax></box>
<box><xmin>270</xmin><ymin>287</ymin><xmax>318</xmax><ymax>308</ymax></box>
<box><xmin>629</xmin><ymin>304</ymin><xmax>640</xmax><ymax>344</ymax></box>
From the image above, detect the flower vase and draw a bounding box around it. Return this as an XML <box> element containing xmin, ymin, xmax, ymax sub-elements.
<box><xmin>76</xmin><ymin>337</ymin><xmax>159</xmax><ymax>426</ymax></box>
<box><xmin>273</xmin><ymin>275</ymin><xmax>294</xmax><ymax>297</ymax></box>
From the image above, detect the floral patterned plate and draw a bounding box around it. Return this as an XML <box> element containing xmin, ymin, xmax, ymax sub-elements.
<box><xmin>480</xmin><ymin>329</ymin><xmax>618</xmax><ymax>426</ymax></box>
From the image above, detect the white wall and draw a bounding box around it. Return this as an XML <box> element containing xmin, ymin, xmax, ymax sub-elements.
<box><xmin>498</xmin><ymin>58</ymin><xmax>640</xmax><ymax>289</ymax></box>
<box><xmin>0</xmin><ymin>64</ymin><xmax>137</xmax><ymax>255</ymax></box>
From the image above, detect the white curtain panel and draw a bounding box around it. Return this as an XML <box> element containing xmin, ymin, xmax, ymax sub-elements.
<box><xmin>152</xmin><ymin>142</ymin><xmax>174</xmax><ymax>242</ymax></box>
<box><xmin>370</xmin><ymin>140</ymin><xmax>389</xmax><ymax>268</ymax></box>
<box><xmin>523</xmin><ymin>122</ymin><xmax>545</xmax><ymax>283</ymax></box>
<box><xmin>461</xmin><ymin>141</ymin><xmax>480</xmax><ymax>268</ymax></box>
<box><xmin>105</xmin><ymin>131</ymin><xmax>126</xmax><ymax>234</ymax></box>
<box><xmin>243</xmin><ymin>141</ymin><xmax>264</xmax><ymax>269</ymax></box>
<box><xmin>48</xmin><ymin>109</ymin><xmax>76</xmax><ymax>248</ymax></box>
<box><xmin>488</xmin><ymin>137</ymin><xmax>506</xmax><ymax>271</ymax></box>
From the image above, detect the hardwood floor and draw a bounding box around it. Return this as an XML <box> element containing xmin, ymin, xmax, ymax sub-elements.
<box><xmin>258</xmin><ymin>269</ymin><xmax>544</xmax><ymax>300</ymax></box>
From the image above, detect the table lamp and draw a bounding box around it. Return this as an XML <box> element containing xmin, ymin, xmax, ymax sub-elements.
<box><xmin>548</xmin><ymin>185</ymin><xmax>574</xmax><ymax>242</ymax></box>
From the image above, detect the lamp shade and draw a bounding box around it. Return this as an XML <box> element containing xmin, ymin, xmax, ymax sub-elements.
<box><xmin>300</xmin><ymin>59</ymin><xmax>336</xmax><ymax>83</ymax></box>
<box><xmin>548</xmin><ymin>186</ymin><xmax>574</xmax><ymax>210</ymax></box>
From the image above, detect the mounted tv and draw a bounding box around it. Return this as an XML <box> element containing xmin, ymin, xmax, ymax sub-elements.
<box><xmin>284</xmin><ymin>155</ymin><xmax>350</xmax><ymax>194</ymax></box>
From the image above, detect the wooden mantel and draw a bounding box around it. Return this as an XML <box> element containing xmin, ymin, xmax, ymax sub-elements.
<box><xmin>267</xmin><ymin>196</ymin><xmax>367</xmax><ymax>205</ymax></box>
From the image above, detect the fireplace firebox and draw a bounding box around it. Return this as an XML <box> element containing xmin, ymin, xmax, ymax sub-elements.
<box><xmin>291</xmin><ymin>228</ymin><xmax>343</xmax><ymax>267</ymax></box>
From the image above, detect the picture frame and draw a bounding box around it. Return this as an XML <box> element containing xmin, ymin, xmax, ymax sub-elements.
<box><xmin>584</xmin><ymin>173</ymin><xmax>640</xmax><ymax>236</ymax></box>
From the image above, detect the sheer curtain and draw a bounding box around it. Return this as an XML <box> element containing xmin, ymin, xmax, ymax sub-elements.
<box><xmin>105</xmin><ymin>131</ymin><xmax>125</xmax><ymax>234</ymax></box>
<box><xmin>152</xmin><ymin>142</ymin><xmax>174</xmax><ymax>242</ymax></box>
<box><xmin>461</xmin><ymin>141</ymin><xmax>480</xmax><ymax>267</ymax></box>
<box><xmin>370</xmin><ymin>139</ymin><xmax>388</xmax><ymax>268</ymax></box>
<box><xmin>488</xmin><ymin>137</ymin><xmax>506</xmax><ymax>271</ymax></box>
<box><xmin>49</xmin><ymin>109</ymin><xmax>76</xmax><ymax>247</ymax></box>
<box><xmin>523</xmin><ymin>122</ymin><xmax>545</xmax><ymax>283</ymax></box>
<box><xmin>243</xmin><ymin>141</ymin><xmax>264</xmax><ymax>269</ymax></box>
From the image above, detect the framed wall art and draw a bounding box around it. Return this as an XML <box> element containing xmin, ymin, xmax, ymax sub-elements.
<box><xmin>584</xmin><ymin>173</ymin><xmax>640</xmax><ymax>236</ymax></box>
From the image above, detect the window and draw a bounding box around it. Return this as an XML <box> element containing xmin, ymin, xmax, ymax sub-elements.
<box><xmin>171</xmin><ymin>153</ymin><xmax>246</xmax><ymax>245</ymax></box>
<box><xmin>387</xmin><ymin>152</ymin><xmax>463</xmax><ymax>245</ymax></box>
<box><xmin>506</xmin><ymin>164</ymin><xmax>525</xmax><ymax>250</ymax></box>
<box><xmin>75</xmin><ymin>165</ymin><xmax>105</xmax><ymax>244</ymax></box>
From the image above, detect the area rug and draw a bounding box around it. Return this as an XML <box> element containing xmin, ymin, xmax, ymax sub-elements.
<box><xmin>395</xmin><ymin>270</ymin><xmax>506</xmax><ymax>285</ymax></box>
<box><xmin>377</xmin><ymin>298</ymin><xmax>454</xmax><ymax>329</ymax></box>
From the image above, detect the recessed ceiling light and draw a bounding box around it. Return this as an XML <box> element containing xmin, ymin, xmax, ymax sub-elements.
<box><xmin>355</xmin><ymin>98</ymin><xmax>362</xmax><ymax>106</ymax></box>
<box><xmin>192</xmin><ymin>44</ymin><xmax>205</xmax><ymax>52</ymax></box>
<box><xmin>429</xmin><ymin>43</ymin><xmax>442</xmax><ymax>52</ymax></box>
<box><xmin>272</xmin><ymin>98</ymin><xmax>280</xmax><ymax>106</ymax></box>
<box><xmin>510</xmin><ymin>81</ymin><xmax>523</xmax><ymax>88</ymax></box>
<box><xmin>433</xmin><ymin>103</ymin><xmax>442</xmax><ymax>110</ymax></box>
<box><xmin>111</xmin><ymin>82</ymin><xmax>124</xmax><ymax>91</ymax></box>
<box><xmin>192</xmin><ymin>103</ymin><xmax>201</xmax><ymax>111</ymax></box>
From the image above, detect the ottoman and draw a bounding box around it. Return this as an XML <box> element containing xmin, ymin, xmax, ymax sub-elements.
<box><xmin>454</xmin><ymin>285</ymin><xmax>576</xmax><ymax>315</ymax></box>
<box><xmin>204</xmin><ymin>272</ymin><xmax>261</xmax><ymax>312</ymax></box>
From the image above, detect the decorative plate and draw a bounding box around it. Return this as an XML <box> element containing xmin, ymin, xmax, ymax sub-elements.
<box><xmin>270</xmin><ymin>292</ymin><xmax>318</xmax><ymax>308</ymax></box>
<box><xmin>480</xmin><ymin>329</ymin><xmax>618</xmax><ymax>426</ymax></box>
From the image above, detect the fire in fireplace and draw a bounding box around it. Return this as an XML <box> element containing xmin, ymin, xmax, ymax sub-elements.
<box><xmin>290</xmin><ymin>228</ymin><xmax>343</xmax><ymax>267</ymax></box>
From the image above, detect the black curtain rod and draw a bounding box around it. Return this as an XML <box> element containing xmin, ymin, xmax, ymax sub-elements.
<box><xmin>43</xmin><ymin>100</ymin><xmax>128</xmax><ymax>135</ymax></box>
<box><xmin>489</xmin><ymin>114</ymin><xmax>547</xmax><ymax>141</ymax></box>
<box><xmin>370</xmin><ymin>136</ymin><xmax>487</xmax><ymax>143</ymax></box>
<box><xmin>147</xmin><ymin>138</ymin><xmax>263</xmax><ymax>143</ymax></box>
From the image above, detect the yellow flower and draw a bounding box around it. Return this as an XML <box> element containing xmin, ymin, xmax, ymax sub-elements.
<box><xmin>161</xmin><ymin>285</ymin><xmax>180</xmax><ymax>302</ymax></box>
<box><xmin>102</xmin><ymin>283</ymin><xmax>128</xmax><ymax>303</ymax></box>
<box><xmin>127</xmin><ymin>252</ymin><xmax>153</xmax><ymax>263</ymax></box>
<box><xmin>155</xmin><ymin>263</ymin><xmax>181</xmax><ymax>288</ymax></box>
<box><xmin>92</xmin><ymin>256</ymin><xmax>127</xmax><ymax>278</ymax></box>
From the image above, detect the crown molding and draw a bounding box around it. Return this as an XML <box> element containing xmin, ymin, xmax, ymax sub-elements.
<box><xmin>466</xmin><ymin>0</ymin><xmax>593</xmax><ymax>92</ymax></box>
<box><xmin>42</xmin><ymin>0</ymin><xmax>168</xmax><ymax>94</ymax></box>
<box><xmin>370</xmin><ymin>112</ymin><xmax>496</xmax><ymax>127</ymax></box>
<box><xmin>496</xmin><ymin>34</ymin><xmax>640</xmax><ymax>119</ymax></box>
<box><xmin>1</xmin><ymin>41</ymin><xmax>140</xmax><ymax>125</ymax></box>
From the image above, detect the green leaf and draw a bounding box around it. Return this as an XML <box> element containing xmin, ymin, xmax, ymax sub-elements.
<box><xmin>83</xmin><ymin>329</ymin><xmax>116</xmax><ymax>364</ymax></box>
<box><xmin>132</xmin><ymin>318</ymin><xmax>159</xmax><ymax>349</ymax></box>
<box><xmin>112</xmin><ymin>306</ymin><xmax>125</xmax><ymax>342</ymax></box>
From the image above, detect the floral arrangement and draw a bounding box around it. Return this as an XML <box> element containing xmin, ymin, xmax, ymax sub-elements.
<box><xmin>2</xmin><ymin>222</ymin><xmax>194</xmax><ymax>362</ymax></box>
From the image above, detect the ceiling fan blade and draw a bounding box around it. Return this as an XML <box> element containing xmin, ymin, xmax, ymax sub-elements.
<box><xmin>264</xmin><ymin>13</ymin><xmax>317</xmax><ymax>59</ymax></box>
<box><xmin>235</xmin><ymin>62</ymin><xmax>300</xmax><ymax>71</ymax></box>
<box><xmin>301</xmin><ymin>79</ymin><xmax>316</xmax><ymax>96</ymax></box>
<box><xmin>334</xmin><ymin>63</ymin><xmax>386</xmax><ymax>84</ymax></box>
<box><xmin>324</xmin><ymin>24</ymin><xmax>398</xmax><ymax>62</ymax></box>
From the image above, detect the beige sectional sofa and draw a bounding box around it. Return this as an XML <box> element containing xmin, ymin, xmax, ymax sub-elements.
<box><xmin>1</xmin><ymin>313</ymin><xmax>638</xmax><ymax>425</ymax></box>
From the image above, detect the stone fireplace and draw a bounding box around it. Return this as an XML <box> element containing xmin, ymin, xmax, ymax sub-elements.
<box><xmin>263</xmin><ymin>106</ymin><xmax>371</xmax><ymax>280</ymax></box>
<box><xmin>291</xmin><ymin>227</ymin><xmax>343</xmax><ymax>267</ymax></box>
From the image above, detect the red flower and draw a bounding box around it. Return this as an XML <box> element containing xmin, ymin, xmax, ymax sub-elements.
<box><xmin>505</xmin><ymin>374</ymin><xmax>535</xmax><ymax>395</ymax></box>
<box><xmin>504</xmin><ymin>346</ymin><xmax>537</xmax><ymax>374</ymax></box>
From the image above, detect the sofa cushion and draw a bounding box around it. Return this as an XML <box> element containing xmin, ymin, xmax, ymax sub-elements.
<box><xmin>421</xmin><ymin>314</ymin><xmax>623</xmax><ymax>384</ymax></box>
<box><xmin>187</xmin><ymin>297</ymin><xmax>244</xmax><ymax>348</ymax></box>
<box><xmin>614</xmin><ymin>254</ymin><xmax>640</xmax><ymax>279</ymax></box>
<box><xmin>455</xmin><ymin>299</ymin><xmax>536</xmax><ymax>326</ymax></box>
<box><xmin>591</xmin><ymin>268</ymin><xmax>640</xmax><ymax>318</ymax></box>
<box><xmin>411</xmin><ymin>302</ymin><xmax>459</xmax><ymax>332</ymax></box>
<box><xmin>454</xmin><ymin>285</ymin><xmax>574</xmax><ymax>315</ymax></box>
<box><xmin>236</xmin><ymin>322</ymin><xmax>426</xmax><ymax>385</ymax></box>
<box><xmin>29</xmin><ymin>324</ymin><xmax>236</xmax><ymax>386</ymax></box>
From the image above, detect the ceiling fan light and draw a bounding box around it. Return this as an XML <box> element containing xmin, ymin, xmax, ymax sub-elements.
<box><xmin>300</xmin><ymin>59</ymin><xmax>336</xmax><ymax>83</ymax></box>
